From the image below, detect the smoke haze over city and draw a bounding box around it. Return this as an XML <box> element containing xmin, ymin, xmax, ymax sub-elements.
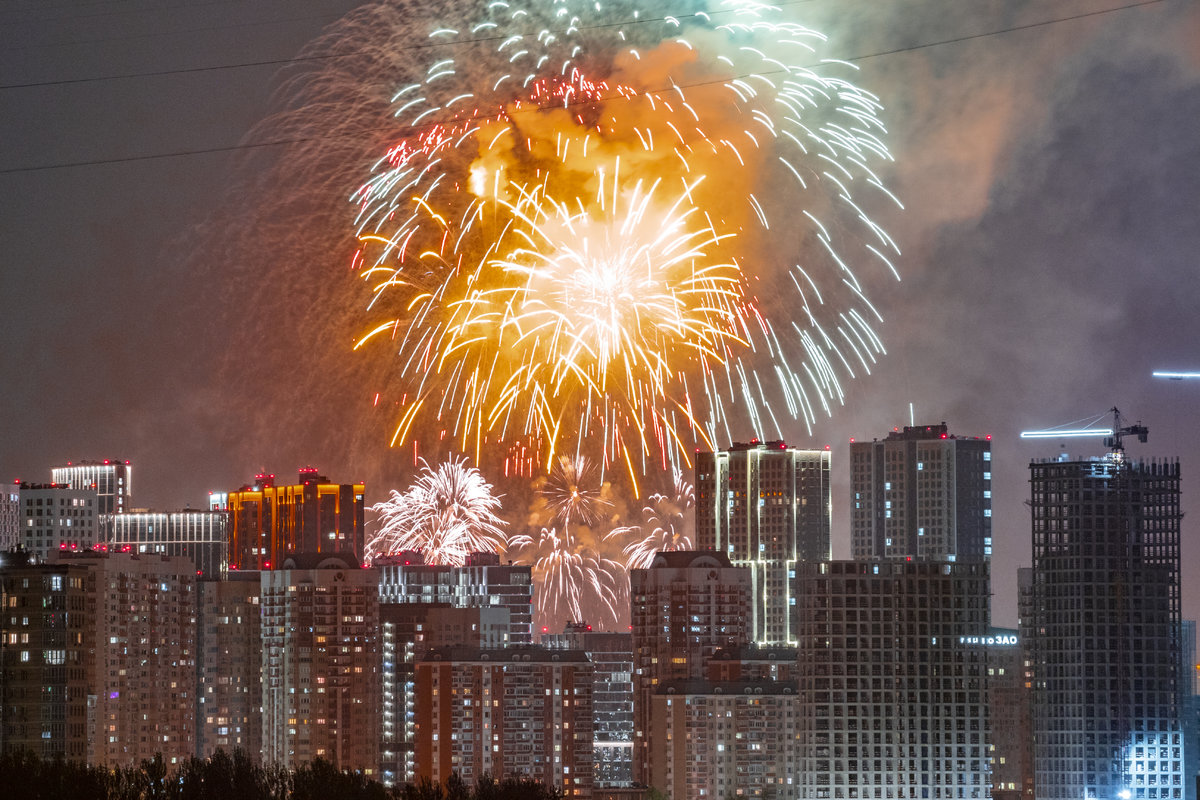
<box><xmin>2</xmin><ymin>0</ymin><xmax>1199</xmax><ymax>630</ymax></box>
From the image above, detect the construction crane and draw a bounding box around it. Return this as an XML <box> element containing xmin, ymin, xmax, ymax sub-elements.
<box><xmin>1020</xmin><ymin>407</ymin><xmax>1147</xmax><ymax>454</ymax></box>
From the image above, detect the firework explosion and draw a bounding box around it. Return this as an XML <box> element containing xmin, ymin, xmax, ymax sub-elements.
<box><xmin>354</xmin><ymin>0</ymin><xmax>901</xmax><ymax>487</ymax></box>
<box><xmin>608</xmin><ymin>469</ymin><xmax>696</xmax><ymax>570</ymax></box>
<box><xmin>509</xmin><ymin>526</ymin><xmax>628</xmax><ymax>633</ymax></box>
<box><xmin>510</xmin><ymin>456</ymin><xmax>630</xmax><ymax>631</ymax></box>
<box><xmin>540</xmin><ymin>454</ymin><xmax>611</xmax><ymax>528</ymax></box>
<box><xmin>366</xmin><ymin>456</ymin><xmax>507</xmax><ymax>565</ymax></box>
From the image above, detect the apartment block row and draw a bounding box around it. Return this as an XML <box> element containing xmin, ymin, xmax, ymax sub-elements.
<box><xmin>1</xmin><ymin>463</ymin><xmax>365</xmax><ymax>579</ymax></box>
<box><xmin>2</xmin><ymin>423</ymin><xmax>1194</xmax><ymax>799</ymax></box>
<box><xmin>0</xmin><ymin>548</ymin><xmax>600</xmax><ymax>792</ymax></box>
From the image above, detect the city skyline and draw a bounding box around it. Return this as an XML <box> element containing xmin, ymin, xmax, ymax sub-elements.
<box><xmin>1</xmin><ymin>0</ymin><xmax>1198</xmax><ymax>633</ymax></box>
<box><xmin>2</xmin><ymin>476</ymin><xmax>1193</xmax><ymax>797</ymax></box>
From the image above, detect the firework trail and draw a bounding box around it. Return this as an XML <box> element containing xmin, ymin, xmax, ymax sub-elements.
<box><xmin>607</xmin><ymin>469</ymin><xmax>696</xmax><ymax>570</ymax></box>
<box><xmin>509</xmin><ymin>526</ymin><xmax>627</xmax><ymax>633</ymax></box>
<box><xmin>366</xmin><ymin>456</ymin><xmax>507</xmax><ymax>565</ymax></box>
<box><xmin>511</xmin><ymin>455</ymin><xmax>630</xmax><ymax>632</ymax></box>
<box><xmin>354</xmin><ymin>0</ymin><xmax>902</xmax><ymax>486</ymax></box>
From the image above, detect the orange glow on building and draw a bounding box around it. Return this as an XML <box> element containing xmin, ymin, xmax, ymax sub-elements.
<box><xmin>222</xmin><ymin>469</ymin><xmax>365</xmax><ymax>570</ymax></box>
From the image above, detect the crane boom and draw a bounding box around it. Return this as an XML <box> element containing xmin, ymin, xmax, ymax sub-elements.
<box><xmin>1020</xmin><ymin>407</ymin><xmax>1147</xmax><ymax>454</ymax></box>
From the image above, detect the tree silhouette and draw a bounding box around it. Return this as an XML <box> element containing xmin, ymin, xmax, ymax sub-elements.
<box><xmin>0</xmin><ymin>752</ymin><xmax>563</xmax><ymax>800</ymax></box>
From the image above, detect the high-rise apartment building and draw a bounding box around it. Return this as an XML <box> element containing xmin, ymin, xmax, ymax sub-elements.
<box><xmin>223</xmin><ymin>469</ymin><xmax>365</xmax><ymax>570</ymax></box>
<box><xmin>196</xmin><ymin>573</ymin><xmax>262</xmax><ymax>760</ymax></box>
<box><xmin>969</xmin><ymin>630</ymin><xmax>1032</xmax><ymax>800</ymax></box>
<box><xmin>108</xmin><ymin>509</ymin><xmax>229</xmax><ymax>577</ymax></box>
<box><xmin>1028</xmin><ymin>454</ymin><xmax>1185</xmax><ymax>800</ymax></box>
<box><xmin>16</xmin><ymin>483</ymin><xmax>99</xmax><ymax>559</ymax></box>
<box><xmin>0</xmin><ymin>485</ymin><xmax>19</xmax><ymax>551</ymax></box>
<box><xmin>260</xmin><ymin>553</ymin><xmax>379</xmax><ymax>774</ymax></box>
<box><xmin>81</xmin><ymin>550</ymin><xmax>198</xmax><ymax>767</ymax></box>
<box><xmin>545</xmin><ymin>625</ymin><xmax>635</xmax><ymax>788</ymax></box>
<box><xmin>379</xmin><ymin>602</ymin><xmax>513</xmax><ymax>786</ymax></box>
<box><xmin>372</xmin><ymin>551</ymin><xmax>528</xmax><ymax>786</ymax></box>
<box><xmin>0</xmin><ymin>553</ymin><xmax>93</xmax><ymax>761</ymax></box>
<box><xmin>794</xmin><ymin>559</ymin><xmax>992</xmax><ymax>799</ymax></box>
<box><xmin>376</xmin><ymin>551</ymin><xmax>533</xmax><ymax>785</ymax></box>
<box><xmin>696</xmin><ymin>440</ymin><xmax>831</xmax><ymax>645</ymax></box>
<box><xmin>51</xmin><ymin>460</ymin><xmax>131</xmax><ymax>515</ymax></box>
<box><xmin>649</xmin><ymin>678</ymin><xmax>800</xmax><ymax>799</ymax></box>
<box><xmin>377</xmin><ymin>551</ymin><xmax>534</xmax><ymax>643</ymax></box>
<box><xmin>630</xmin><ymin>551</ymin><xmax>751</xmax><ymax>786</ymax></box>
<box><xmin>850</xmin><ymin>423</ymin><xmax>992</xmax><ymax>562</ymax></box>
<box><xmin>414</xmin><ymin>645</ymin><xmax>594</xmax><ymax>798</ymax></box>
<box><xmin>0</xmin><ymin>550</ymin><xmax>197</xmax><ymax>767</ymax></box>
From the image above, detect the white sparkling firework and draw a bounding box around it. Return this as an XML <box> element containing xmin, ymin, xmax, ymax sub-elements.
<box><xmin>508</xmin><ymin>526</ymin><xmax>627</xmax><ymax>633</ymax></box>
<box><xmin>541</xmin><ymin>455</ymin><xmax>612</xmax><ymax>528</ymax></box>
<box><xmin>609</xmin><ymin>469</ymin><xmax>696</xmax><ymax>570</ymax></box>
<box><xmin>366</xmin><ymin>456</ymin><xmax>507</xmax><ymax>565</ymax></box>
<box><xmin>510</xmin><ymin>455</ymin><xmax>630</xmax><ymax>631</ymax></box>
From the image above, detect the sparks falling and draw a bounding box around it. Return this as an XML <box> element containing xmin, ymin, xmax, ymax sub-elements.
<box><xmin>607</xmin><ymin>468</ymin><xmax>696</xmax><ymax>571</ymax></box>
<box><xmin>353</xmin><ymin>0</ymin><xmax>902</xmax><ymax>483</ymax></box>
<box><xmin>510</xmin><ymin>455</ymin><xmax>629</xmax><ymax>632</ymax></box>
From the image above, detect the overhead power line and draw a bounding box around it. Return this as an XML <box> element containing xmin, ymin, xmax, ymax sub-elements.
<box><xmin>0</xmin><ymin>0</ymin><xmax>1167</xmax><ymax>175</ymax></box>
<box><xmin>0</xmin><ymin>0</ymin><xmax>1162</xmax><ymax>91</ymax></box>
<box><xmin>0</xmin><ymin>0</ymin><xmax>780</xmax><ymax>90</ymax></box>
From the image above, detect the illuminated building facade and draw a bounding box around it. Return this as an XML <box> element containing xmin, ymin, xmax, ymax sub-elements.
<box><xmin>83</xmin><ymin>550</ymin><xmax>197</xmax><ymax>767</ymax></box>
<box><xmin>17</xmin><ymin>483</ymin><xmax>99</xmax><ymax>559</ymax></box>
<box><xmin>414</xmin><ymin>645</ymin><xmax>594</xmax><ymax>798</ymax></box>
<box><xmin>223</xmin><ymin>469</ymin><xmax>364</xmax><ymax>570</ymax></box>
<box><xmin>1180</xmin><ymin>621</ymin><xmax>1199</xmax><ymax>800</ymax></box>
<box><xmin>696</xmin><ymin>440</ymin><xmax>831</xmax><ymax>645</ymax></box>
<box><xmin>376</xmin><ymin>553</ymin><xmax>532</xmax><ymax>785</ymax></box>
<box><xmin>850</xmin><ymin>423</ymin><xmax>992</xmax><ymax>562</ymax></box>
<box><xmin>630</xmin><ymin>551</ymin><xmax>751</xmax><ymax>786</ymax></box>
<box><xmin>1028</xmin><ymin>456</ymin><xmax>1185</xmax><ymax>800</ymax></box>
<box><xmin>50</xmin><ymin>460</ymin><xmax>131</xmax><ymax>515</ymax></box>
<box><xmin>794</xmin><ymin>559</ymin><xmax>992</xmax><ymax>799</ymax></box>
<box><xmin>260</xmin><ymin>553</ymin><xmax>379</xmax><ymax>774</ymax></box>
<box><xmin>980</xmin><ymin>629</ymin><xmax>1034</xmax><ymax>800</ymax></box>
<box><xmin>196</xmin><ymin>573</ymin><xmax>262</xmax><ymax>760</ymax></box>
<box><xmin>107</xmin><ymin>510</ymin><xmax>229</xmax><ymax>577</ymax></box>
<box><xmin>649</xmin><ymin>678</ymin><xmax>800</xmax><ymax>799</ymax></box>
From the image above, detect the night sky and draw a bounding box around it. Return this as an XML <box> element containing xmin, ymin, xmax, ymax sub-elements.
<box><xmin>2</xmin><ymin>0</ymin><xmax>1197</xmax><ymax>628</ymax></box>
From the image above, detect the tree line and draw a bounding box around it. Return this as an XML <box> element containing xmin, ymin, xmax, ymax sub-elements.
<box><xmin>0</xmin><ymin>749</ymin><xmax>563</xmax><ymax>800</ymax></box>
